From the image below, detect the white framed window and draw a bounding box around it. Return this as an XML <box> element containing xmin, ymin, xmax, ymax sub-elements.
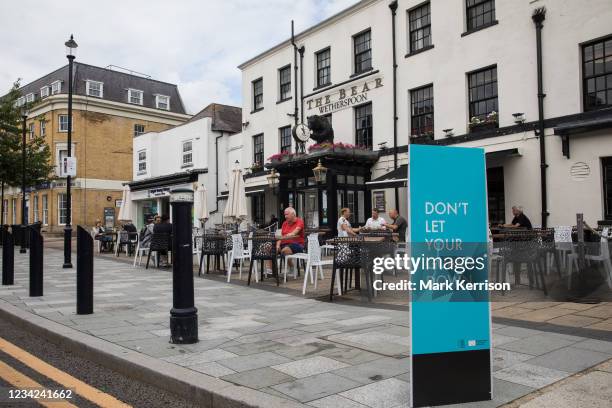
<box><xmin>51</xmin><ymin>81</ymin><xmax>62</xmax><ymax>95</ymax></box>
<box><xmin>57</xmin><ymin>149</ymin><xmax>68</xmax><ymax>176</ymax></box>
<box><xmin>57</xmin><ymin>193</ymin><xmax>71</xmax><ymax>225</ymax></box>
<box><xmin>42</xmin><ymin>195</ymin><xmax>48</xmax><ymax>225</ymax></box>
<box><xmin>134</xmin><ymin>124</ymin><xmax>145</xmax><ymax>137</ymax></box>
<box><xmin>40</xmin><ymin>86</ymin><xmax>50</xmax><ymax>98</ymax></box>
<box><xmin>28</xmin><ymin>122</ymin><xmax>35</xmax><ymax>139</ymax></box>
<box><xmin>155</xmin><ymin>95</ymin><xmax>170</xmax><ymax>110</ymax></box>
<box><xmin>25</xmin><ymin>93</ymin><xmax>34</xmax><ymax>103</ymax></box>
<box><xmin>15</xmin><ymin>96</ymin><xmax>25</xmax><ymax>107</ymax></box>
<box><xmin>128</xmin><ymin>89</ymin><xmax>143</xmax><ymax>105</ymax></box>
<box><xmin>33</xmin><ymin>195</ymin><xmax>39</xmax><ymax>223</ymax></box>
<box><xmin>2</xmin><ymin>199</ymin><xmax>8</xmax><ymax>223</ymax></box>
<box><xmin>40</xmin><ymin>120</ymin><xmax>46</xmax><ymax>136</ymax></box>
<box><xmin>85</xmin><ymin>80</ymin><xmax>104</xmax><ymax>98</ymax></box>
<box><xmin>182</xmin><ymin>140</ymin><xmax>193</xmax><ymax>166</ymax></box>
<box><xmin>137</xmin><ymin>150</ymin><xmax>147</xmax><ymax>173</ymax></box>
<box><xmin>12</xmin><ymin>198</ymin><xmax>17</xmax><ymax>224</ymax></box>
<box><xmin>59</xmin><ymin>114</ymin><xmax>69</xmax><ymax>132</ymax></box>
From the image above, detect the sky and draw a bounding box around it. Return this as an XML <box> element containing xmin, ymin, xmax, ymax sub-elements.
<box><xmin>0</xmin><ymin>0</ymin><xmax>358</xmax><ymax>114</ymax></box>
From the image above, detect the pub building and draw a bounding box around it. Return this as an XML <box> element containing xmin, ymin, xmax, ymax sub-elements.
<box><xmin>239</xmin><ymin>0</ymin><xmax>612</xmax><ymax>232</ymax></box>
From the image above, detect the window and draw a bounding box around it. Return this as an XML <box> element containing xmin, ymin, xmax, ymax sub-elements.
<box><xmin>182</xmin><ymin>140</ymin><xmax>193</xmax><ymax>166</ymax></box>
<box><xmin>25</xmin><ymin>93</ymin><xmax>34</xmax><ymax>103</ymax></box>
<box><xmin>59</xmin><ymin>114</ymin><xmax>69</xmax><ymax>132</ymax></box>
<box><xmin>279</xmin><ymin>126</ymin><xmax>292</xmax><ymax>153</ymax></box>
<box><xmin>57</xmin><ymin>149</ymin><xmax>68</xmax><ymax>175</ymax></box>
<box><xmin>409</xmin><ymin>2</ymin><xmax>431</xmax><ymax>53</ymax></box>
<box><xmin>468</xmin><ymin>65</ymin><xmax>498</xmax><ymax>122</ymax></box>
<box><xmin>85</xmin><ymin>80</ymin><xmax>103</xmax><ymax>97</ymax></box>
<box><xmin>51</xmin><ymin>81</ymin><xmax>61</xmax><ymax>95</ymax></box>
<box><xmin>40</xmin><ymin>86</ymin><xmax>49</xmax><ymax>98</ymax></box>
<box><xmin>16</xmin><ymin>96</ymin><xmax>25</xmax><ymax>107</ymax></box>
<box><xmin>2</xmin><ymin>199</ymin><xmax>7</xmax><ymax>223</ymax></box>
<box><xmin>278</xmin><ymin>66</ymin><xmax>291</xmax><ymax>101</ymax></box>
<box><xmin>42</xmin><ymin>195</ymin><xmax>48</xmax><ymax>225</ymax></box>
<box><xmin>128</xmin><ymin>89</ymin><xmax>143</xmax><ymax>105</ymax></box>
<box><xmin>134</xmin><ymin>124</ymin><xmax>145</xmax><ymax>137</ymax></box>
<box><xmin>583</xmin><ymin>36</ymin><xmax>612</xmax><ymax>111</ymax></box>
<box><xmin>12</xmin><ymin>198</ymin><xmax>16</xmax><ymax>224</ymax></box>
<box><xmin>353</xmin><ymin>30</ymin><xmax>372</xmax><ymax>74</ymax></box>
<box><xmin>355</xmin><ymin>103</ymin><xmax>373</xmax><ymax>149</ymax></box>
<box><xmin>156</xmin><ymin>95</ymin><xmax>170</xmax><ymax>110</ymax></box>
<box><xmin>410</xmin><ymin>85</ymin><xmax>434</xmax><ymax>137</ymax></box>
<box><xmin>251</xmin><ymin>194</ymin><xmax>265</xmax><ymax>226</ymax></box>
<box><xmin>33</xmin><ymin>195</ymin><xmax>39</xmax><ymax>223</ymax></box>
<box><xmin>252</xmin><ymin>78</ymin><xmax>263</xmax><ymax>111</ymax></box>
<box><xmin>253</xmin><ymin>134</ymin><xmax>264</xmax><ymax>166</ymax></box>
<box><xmin>466</xmin><ymin>0</ymin><xmax>496</xmax><ymax>31</ymax></box>
<box><xmin>40</xmin><ymin>120</ymin><xmax>46</xmax><ymax>136</ymax></box>
<box><xmin>138</xmin><ymin>150</ymin><xmax>147</xmax><ymax>173</ymax></box>
<box><xmin>28</xmin><ymin>122</ymin><xmax>35</xmax><ymax>139</ymax></box>
<box><xmin>316</xmin><ymin>48</ymin><xmax>331</xmax><ymax>87</ymax></box>
<box><xmin>58</xmin><ymin>193</ymin><xmax>69</xmax><ymax>225</ymax></box>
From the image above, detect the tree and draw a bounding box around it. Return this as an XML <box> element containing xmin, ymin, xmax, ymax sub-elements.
<box><xmin>0</xmin><ymin>80</ymin><xmax>54</xmax><ymax>226</ymax></box>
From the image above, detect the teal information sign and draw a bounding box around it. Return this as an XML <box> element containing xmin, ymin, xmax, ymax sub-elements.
<box><xmin>408</xmin><ymin>144</ymin><xmax>492</xmax><ymax>407</ymax></box>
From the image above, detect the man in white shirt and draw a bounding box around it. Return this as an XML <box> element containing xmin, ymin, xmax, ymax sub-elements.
<box><xmin>365</xmin><ymin>209</ymin><xmax>387</xmax><ymax>230</ymax></box>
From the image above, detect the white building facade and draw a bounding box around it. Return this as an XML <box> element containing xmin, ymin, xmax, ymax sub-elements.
<box><xmin>237</xmin><ymin>0</ymin><xmax>612</xmax><ymax>230</ymax></box>
<box><xmin>129</xmin><ymin>104</ymin><xmax>242</xmax><ymax>229</ymax></box>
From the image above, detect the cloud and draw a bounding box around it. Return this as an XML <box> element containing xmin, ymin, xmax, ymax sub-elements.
<box><xmin>0</xmin><ymin>0</ymin><xmax>358</xmax><ymax>114</ymax></box>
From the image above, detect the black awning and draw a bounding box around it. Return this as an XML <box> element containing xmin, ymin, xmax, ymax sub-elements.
<box><xmin>366</xmin><ymin>164</ymin><xmax>408</xmax><ymax>190</ymax></box>
<box><xmin>554</xmin><ymin>113</ymin><xmax>612</xmax><ymax>136</ymax></box>
<box><xmin>486</xmin><ymin>148</ymin><xmax>521</xmax><ymax>161</ymax></box>
<box><xmin>128</xmin><ymin>168</ymin><xmax>207</xmax><ymax>191</ymax></box>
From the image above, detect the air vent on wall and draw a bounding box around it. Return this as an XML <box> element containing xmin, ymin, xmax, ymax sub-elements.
<box><xmin>570</xmin><ymin>162</ymin><xmax>590</xmax><ymax>181</ymax></box>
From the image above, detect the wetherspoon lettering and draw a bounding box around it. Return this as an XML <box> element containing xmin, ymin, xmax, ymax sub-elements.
<box><xmin>306</xmin><ymin>77</ymin><xmax>383</xmax><ymax>115</ymax></box>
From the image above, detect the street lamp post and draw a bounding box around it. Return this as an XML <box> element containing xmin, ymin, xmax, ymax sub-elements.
<box><xmin>20</xmin><ymin>113</ymin><xmax>27</xmax><ymax>254</ymax></box>
<box><xmin>63</xmin><ymin>35</ymin><xmax>77</xmax><ymax>269</ymax></box>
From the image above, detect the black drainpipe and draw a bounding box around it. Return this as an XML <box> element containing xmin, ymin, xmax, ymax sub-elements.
<box><xmin>299</xmin><ymin>46</ymin><xmax>305</xmax><ymax>124</ymax></box>
<box><xmin>212</xmin><ymin>132</ymin><xmax>224</xmax><ymax>213</ymax></box>
<box><xmin>533</xmin><ymin>7</ymin><xmax>548</xmax><ymax>228</ymax></box>
<box><xmin>389</xmin><ymin>0</ymin><xmax>399</xmax><ymax>210</ymax></box>
<box><xmin>291</xmin><ymin>21</ymin><xmax>299</xmax><ymax>132</ymax></box>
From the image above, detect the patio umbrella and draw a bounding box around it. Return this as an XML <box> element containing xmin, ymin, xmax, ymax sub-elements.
<box><xmin>223</xmin><ymin>165</ymin><xmax>247</xmax><ymax>223</ymax></box>
<box><xmin>194</xmin><ymin>184</ymin><xmax>209</xmax><ymax>227</ymax></box>
<box><xmin>117</xmin><ymin>185</ymin><xmax>133</xmax><ymax>222</ymax></box>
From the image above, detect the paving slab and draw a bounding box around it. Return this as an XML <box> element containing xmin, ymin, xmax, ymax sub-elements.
<box><xmin>271</xmin><ymin>372</ymin><xmax>362</xmax><ymax>403</ymax></box>
<box><xmin>221</xmin><ymin>367</ymin><xmax>295</xmax><ymax>389</ymax></box>
<box><xmin>272</xmin><ymin>356</ymin><xmax>349</xmax><ymax>378</ymax></box>
<box><xmin>526</xmin><ymin>347</ymin><xmax>611</xmax><ymax>373</ymax></box>
<box><xmin>339</xmin><ymin>378</ymin><xmax>410</xmax><ymax>408</ymax></box>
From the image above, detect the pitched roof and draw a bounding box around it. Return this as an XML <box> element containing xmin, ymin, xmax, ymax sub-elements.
<box><xmin>188</xmin><ymin>103</ymin><xmax>242</xmax><ymax>133</ymax></box>
<box><xmin>17</xmin><ymin>62</ymin><xmax>187</xmax><ymax>114</ymax></box>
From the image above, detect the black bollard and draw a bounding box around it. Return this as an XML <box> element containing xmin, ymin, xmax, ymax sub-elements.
<box><xmin>2</xmin><ymin>231</ymin><xmax>14</xmax><ymax>285</ymax></box>
<box><xmin>76</xmin><ymin>226</ymin><xmax>94</xmax><ymax>314</ymax></box>
<box><xmin>169</xmin><ymin>188</ymin><xmax>198</xmax><ymax>344</ymax></box>
<box><xmin>29</xmin><ymin>226</ymin><xmax>43</xmax><ymax>297</ymax></box>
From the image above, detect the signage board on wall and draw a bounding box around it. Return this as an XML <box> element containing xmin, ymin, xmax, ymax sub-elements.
<box><xmin>305</xmin><ymin>76</ymin><xmax>383</xmax><ymax>115</ymax></box>
<box><xmin>408</xmin><ymin>144</ymin><xmax>491</xmax><ymax>407</ymax></box>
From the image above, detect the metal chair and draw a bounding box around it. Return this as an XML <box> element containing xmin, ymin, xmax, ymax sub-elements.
<box><xmin>498</xmin><ymin>230</ymin><xmax>547</xmax><ymax>295</ymax></box>
<box><xmin>198</xmin><ymin>234</ymin><xmax>226</xmax><ymax>276</ymax></box>
<box><xmin>145</xmin><ymin>232</ymin><xmax>171</xmax><ymax>269</ymax></box>
<box><xmin>247</xmin><ymin>235</ymin><xmax>279</xmax><ymax>286</ymax></box>
<box><xmin>330</xmin><ymin>236</ymin><xmax>365</xmax><ymax>301</ymax></box>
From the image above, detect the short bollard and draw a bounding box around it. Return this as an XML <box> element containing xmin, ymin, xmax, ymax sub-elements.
<box><xmin>29</xmin><ymin>227</ymin><xmax>43</xmax><ymax>297</ymax></box>
<box><xmin>76</xmin><ymin>226</ymin><xmax>94</xmax><ymax>314</ymax></box>
<box><xmin>2</xmin><ymin>231</ymin><xmax>14</xmax><ymax>285</ymax></box>
<box><xmin>169</xmin><ymin>188</ymin><xmax>198</xmax><ymax>344</ymax></box>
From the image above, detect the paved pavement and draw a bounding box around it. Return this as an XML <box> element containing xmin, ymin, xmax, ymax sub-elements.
<box><xmin>1</xmin><ymin>248</ymin><xmax>611</xmax><ymax>407</ymax></box>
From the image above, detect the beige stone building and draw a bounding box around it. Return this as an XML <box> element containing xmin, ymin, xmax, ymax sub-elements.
<box><xmin>3</xmin><ymin>63</ymin><xmax>190</xmax><ymax>233</ymax></box>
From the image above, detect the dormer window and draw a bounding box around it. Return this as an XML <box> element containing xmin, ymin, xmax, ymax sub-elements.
<box><xmin>40</xmin><ymin>86</ymin><xmax>50</xmax><ymax>98</ymax></box>
<box><xmin>156</xmin><ymin>95</ymin><xmax>170</xmax><ymax>110</ymax></box>
<box><xmin>128</xmin><ymin>89</ymin><xmax>143</xmax><ymax>105</ymax></box>
<box><xmin>86</xmin><ymin>80</ymin><xmax>104</xmax><ymax>98</ymax></box>
<box><xmin>15</xmin><ymin>96</ymin><xmax>25</xmax><ymax>107</ymax></box>
<box><xmin>25</xmin><ymin>93</ymin><xmax>34</xmax><ymax>103</ymax></box>
<box><xmin>51</xmin><ymin>81</ymin><xmax>62</xmax><ymax>95</ymax></box>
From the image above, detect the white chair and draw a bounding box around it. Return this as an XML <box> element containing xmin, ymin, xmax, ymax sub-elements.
<box><xmin>283</xmin><ymin>235</ymin><xmax>311</xmax><ymax>282</ymax></box>
<box><xmin>554</xmin><ymin>226</ymin><xmax>574</xmax><ymax>270</ymax></box>
<box><xmin>568</xmin><ymin>227</ymin><xmax>612</xmax><ymax>289</ymax></box>
<box><xmin>91</xmin><ymin>227</ymin><xmax>102</xmax><ymax>254</ymax></box>
<box><xmin>302</xmin><ymin>234</ymin><xmax>334</xmax><ymax>295</ymax></box>
<box><xmin>227</xmin><ymin>234</ymin><xmax>250</xmax><ymax>282</ymax></box>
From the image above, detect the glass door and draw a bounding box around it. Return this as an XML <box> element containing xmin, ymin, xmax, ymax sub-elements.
<box><xmin>304</xmin><ymin>189</ymin><xmax>319</xmax><ymax>229</ymax></box>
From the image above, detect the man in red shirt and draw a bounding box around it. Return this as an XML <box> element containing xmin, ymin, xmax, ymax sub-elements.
<box><xmin>278</xmin><ymin>207</ymin><xmax>304</xmax><ymax>257</ymax></box>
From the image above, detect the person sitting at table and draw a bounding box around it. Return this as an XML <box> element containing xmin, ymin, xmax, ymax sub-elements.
<box><xmin>337</xmin><ymin>208</ymin><xmax>360</xmax><ymax>237</ymax></box>
<box><xmin>140</xmin><ymin>217</ymin><xmax>154</xmax><ymax>248</ymax></box>
<box><xmin>92</xmin><ymin>219</ymin><xmax>112</xmax><ymax>251</ymax></box>
<box><xmin>153</xmin><ymin>214</ymin><xmax>172</xmax><ymax>267</ymax></box>
<box><xmin>502</xmin><ymin>205</ymin><xmax>533</xmax><ymax>230</ymax></box>
<box><xmin>268</xmin><ymin>207</ymin><xmax>304</xmax><ymax>274</ymax></box>
<box><xmin>364</xmin><ymin>209</ymin><xmax>387</xmax><ymax>230</ymax></box>
<box><xmin>121</xmin><ymin>221</ymin><xmax>138</xmax><ymax>254</ymax></box>
<box><xmin>385</xmin><ymin>209</ymin><xmax>407</xmax><ymax>242</ymax></box>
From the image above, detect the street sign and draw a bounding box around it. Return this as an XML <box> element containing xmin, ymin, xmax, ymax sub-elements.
<box><xmin>408</xmin><ymin>144</ymin><xmax>491</xmax><ymax>407</ymax></box>
<box><xmin>60</xmin><ymin>157</ymin><xmax>77</xmax><ymax>177</ymax></box>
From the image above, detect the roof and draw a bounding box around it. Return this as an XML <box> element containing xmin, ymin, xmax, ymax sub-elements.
<box><xmin>17</xmin><ymin>62</ymin><xmax>187</xmax><ymax>114</ymax></box>
<box><xmin>366</xmin><ymin>164</ymin><xmax>407</xmax><ymax>189</ymax></box>
<box><xmin>187</xmin><ymin>103</ymin><xmax>242</xmax><ymax>133</ymax></box>
<box><xmin>238</xmin><ymin>0</ymin><xmax>378</xmax><ymax>70</ymax></box>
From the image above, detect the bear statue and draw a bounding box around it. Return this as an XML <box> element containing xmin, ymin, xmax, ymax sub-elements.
<box><xmin>307</xmin><ymin>115</ymin><xmax>334</xmax><ymax>144</ymax></box>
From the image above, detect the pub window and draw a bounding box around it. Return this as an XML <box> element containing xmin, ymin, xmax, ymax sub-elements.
<box><xmin>278</xmin><ymin>66</ymin><xmax>291</xmax><ymax>101</ymax></box>
<box><xmin>468</xmin><ymin>65</ymin><xmax>498</xmax><ymax>122</ymax></box>
<box><xmin>410</xmin><ymin>84</ymin><xmax>434</xmax><ymax>137</ymax></box>
<box><xmin>353</xmin><ymin>30</ymin><xmax>372</xmax><ymax>75</ymax></box>
<box><xmin>253</xmin><ymin>134</ymin><xmax>264</xmax><ymax>166</ymax></box>
<box><xmin>251</xmin><ymin>194</ymin><xmax>265</xmax><ymax>226</ymax></box>
<box><xmin>316</xmin><ymin>48</ymin><xmax>331</xmax><ymax>87</ymax></box>
<box><xmin>252</xmin><ymin>78</ymin><xmax>263</xmax><ymax>111</ymax></box>
<box><xmin>279</xmin><ymin>126</ymin><xmax>292</xmax><ymax>153</ymax></box>
<box><xmin>466</xmin><ymin>0</ymin><xmax>496</xmax><ymax>31</ymax></box>
<box><xmin>355</xmin><ymin>102</ymin><xmax>373</xmax><ymax>149</ymax></box>
<box><xmin>182</xmin><ymin>140</ymin><xmax>193</xmax><ymax>166</ymax></box>
<box><xmin>408</xmin><ymin>2</ymin><xmax>431</xmax><ymax>53</ymax></box>
<box><xmin>583</xmin><ymin>36</ymin><xmax>612</xmax><ymax>111</ymax></box>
